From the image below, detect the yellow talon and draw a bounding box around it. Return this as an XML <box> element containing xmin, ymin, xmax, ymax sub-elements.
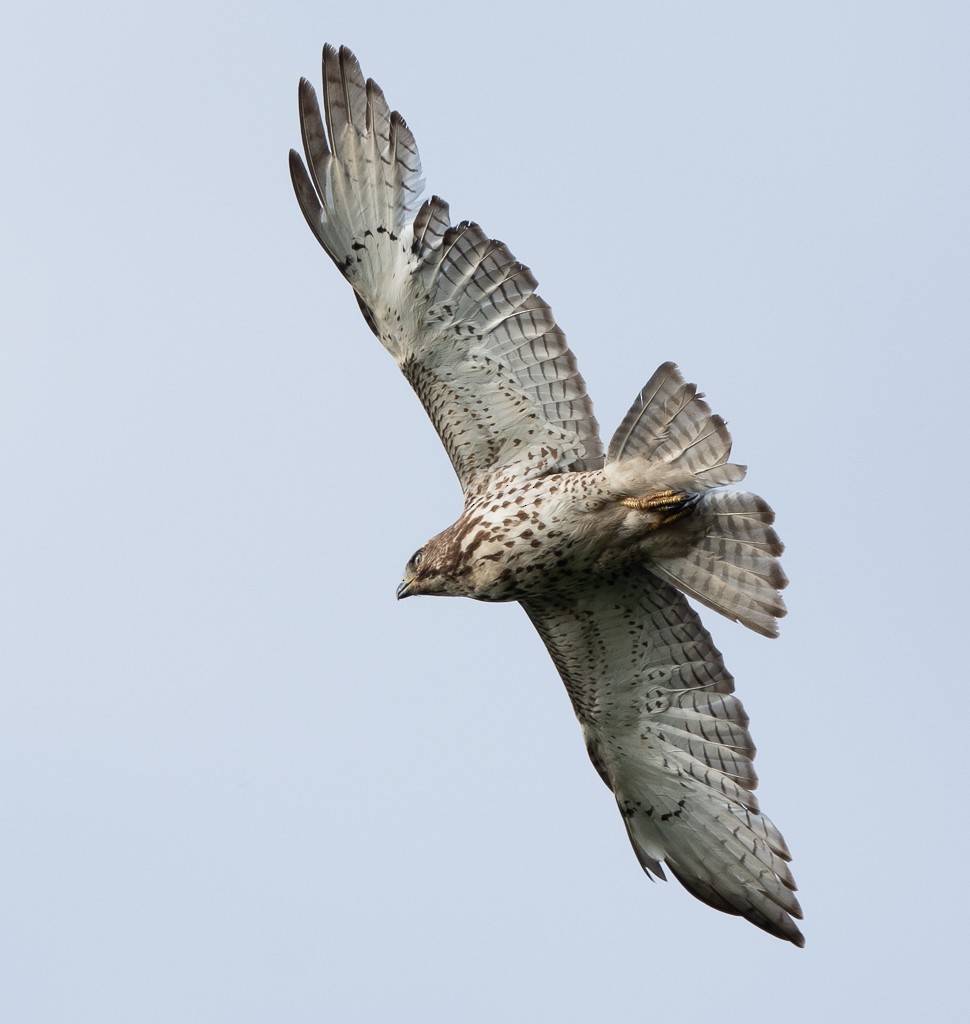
<box><xmin>620</xmin><ymin>488</ymin><xmax>683</xmax><ymax>511</ymax></box>
<box><xmin>619</xmin><ymin>489</ymin><xmax>698</xmax><ymax>527</ymax></box>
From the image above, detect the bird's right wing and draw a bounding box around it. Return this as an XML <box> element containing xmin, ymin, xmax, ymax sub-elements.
<box><xmin>290</xmin><ymin>45</ymin><xmax>603</xmax><ymax>497</ymax></box>
<box><xmin>521</xmin><ymin>566</ymin><xmax>804</xmax><ymax>946</ymax></box>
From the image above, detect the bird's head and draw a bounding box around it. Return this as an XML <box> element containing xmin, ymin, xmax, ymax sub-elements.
<box><xmin>395</xmin><ymin>521</ymin><xmax>516</xmax><ymax>602</ymax></box>
<box><xmin>396</xmin><ymin>539</ymin><xmax>458</xmax><ymax>600</ymax></box>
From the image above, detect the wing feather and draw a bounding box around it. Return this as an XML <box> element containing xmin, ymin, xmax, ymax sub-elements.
<box><xmin>522</xmin><ymin>567</ymin><xmax>804</xmax><ymax>946</ymax></box>
<box><xmin>290</xmin><ymin>44</ymin><xmax>602</xmax><ymax>495</ymax></box>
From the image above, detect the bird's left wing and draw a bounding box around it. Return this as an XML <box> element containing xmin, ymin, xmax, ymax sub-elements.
<box><xmin>290</xmin><ymin>45</ymin><xmax>603</xmax><ymax>497</ymax></box>
<box><xmin>521</xmin><ymin>566</ymin><xmax>804</xmax><ymax>946</ymax></box>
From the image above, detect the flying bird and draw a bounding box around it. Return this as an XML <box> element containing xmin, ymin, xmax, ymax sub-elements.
<box><xmin>289</xmin><ymin>44</ymin><xmax>803</xmax><ymax>946</ymax></box>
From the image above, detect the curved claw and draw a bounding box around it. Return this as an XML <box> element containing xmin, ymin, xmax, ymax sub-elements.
<box><xmin>619</xmin><ymin>489</ymin><xmax>700</xmax><ymax>528</ymax></box>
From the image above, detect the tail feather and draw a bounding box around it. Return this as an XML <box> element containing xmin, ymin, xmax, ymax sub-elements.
<box><xmin>605</xmin><ymin>366</ymin><xmax>786</xmax><ymax>637</ymax></box>
<box><xmin>651</xmin><ymin>491</ymin><xmax>788</xmax><ymax>638</ymax></box>
<box><xmin>607</xmin><ymin>362</ymin><xmax>744</xmax><ymax>488</ymax></box>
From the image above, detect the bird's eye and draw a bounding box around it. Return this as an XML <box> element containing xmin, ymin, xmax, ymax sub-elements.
<box><xmin>410</xmin><ymin>549</ymin><xmax>424</xmax><ymax>570</ymax></box>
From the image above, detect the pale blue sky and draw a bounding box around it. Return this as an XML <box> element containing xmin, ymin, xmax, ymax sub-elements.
<box><xmin>2</xmin><ymin>2</ymin><xmax>968</xmax><ymax>1020</ymax></box>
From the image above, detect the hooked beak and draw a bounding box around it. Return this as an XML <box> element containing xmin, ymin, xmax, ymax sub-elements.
<box><xmin>396</xmin><ymin>578</ymin><xmax>415</xmax><ymax>600</ymax></box>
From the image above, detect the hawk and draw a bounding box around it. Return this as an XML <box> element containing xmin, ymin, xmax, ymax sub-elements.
<box><xmin>289</xmin><ymin>44</ymin><xmax>803</xmax><ymax>946</ymax></box>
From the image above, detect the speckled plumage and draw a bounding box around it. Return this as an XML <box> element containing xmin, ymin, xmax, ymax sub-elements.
<box><xmin>290</xmin><ymin>45</ymin><xmax>802</xmax><ymax>946</ymax></box>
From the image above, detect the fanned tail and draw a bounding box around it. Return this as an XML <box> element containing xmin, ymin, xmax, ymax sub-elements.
<box><xmin>606</xmin><ymin>361</ymin><xmax>744</xmax><ymax>488</ymax></box>
<box><xmin>650</xmin><ymin>491</ymin><xmax>788</xmax><ymax>638</ymax></box>
<box><xmin>605</xmin><ymin>363</ymin><xmax>786</xmax><ymax>638</ymax></box>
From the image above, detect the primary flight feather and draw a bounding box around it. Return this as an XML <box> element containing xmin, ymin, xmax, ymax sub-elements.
<box><xmin>290</xmin><ymin>44</ymin><xmax>802</xmax><ymax>946</ymax></box>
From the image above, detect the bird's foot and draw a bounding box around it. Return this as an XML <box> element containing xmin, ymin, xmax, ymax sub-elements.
<box><xmin>619</xmin><ymin>489</ymin><xmax>699</xmax><ymax>528</ymax></box>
